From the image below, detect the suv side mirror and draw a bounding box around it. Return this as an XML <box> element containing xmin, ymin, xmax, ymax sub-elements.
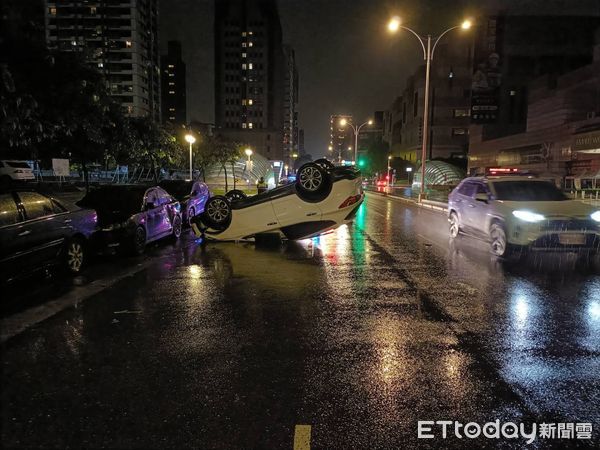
<box><xmin>475</xmin><ymin>193</ymin><xmax>489</xmax><ymax>203</ymax></box>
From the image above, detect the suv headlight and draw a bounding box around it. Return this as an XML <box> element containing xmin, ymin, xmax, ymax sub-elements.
<box><xmin>591</xmin><ymin>211</ymin><xmax>600</xmax><ymax>222</ymax></box>
<box><xmin>512</xmin><ymin>210</ymin><xmax>545</xmax><ymax>222</ymax></box>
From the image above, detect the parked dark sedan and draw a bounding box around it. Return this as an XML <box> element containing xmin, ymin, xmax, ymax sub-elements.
<box><xmin>77</xmin><ymin>185</ymin><xmax>182</xmax><ymax>255</ymax></box>
<box><xmin>159</xmin><ymin>180</ymin><xmax>210</xmax><ymax>226</ymax></box>
<box><xmin>0</xmin><ymin>190</ymin><xmax>98</xmax><ymax>282</ymax></box>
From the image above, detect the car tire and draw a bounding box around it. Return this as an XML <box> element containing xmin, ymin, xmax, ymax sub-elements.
<box><xmin>172</xmin><ymin>214</ymin><xmax>182</xmax><ymax>239</ymax></box>
<box><xmin>225</xmin><ymin>189</ymin><xmax>248</xmax><ymax>203</ymax></box>
<box><xmin>63</xmin><ymin>237</ymin><xmax>86</xmax><ymax>275</ymax></box>
<box><xmin>449</xmin><ymin>211</ymin><xmax>460</xmax><ymax>239</ymax></box>
<box><xmin>201</xmin><ymin>196</ymin><xmax>232</xmax><ymax>231</ymax></box>
<box><xmin>296</xmin><ymin>162</ymin><xmax>331</xmax><ymax>202</ymax></box>
<box><xmin>130</xmin><ymin>226</ymin><xmax>146</xmax><ymax>256</ymax></box>
<box><xmin>490</xmin><ymin>222</ymin><xmax>508</xmax><ymax>257</ymax></box>
<box><xmin>314</xmin><ymin>158</ymin><xmax>335</xmax><ymax>170</ymax></box>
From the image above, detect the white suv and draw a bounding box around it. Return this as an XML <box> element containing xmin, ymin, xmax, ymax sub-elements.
<box><xmin>448</xmin><ymin>176</ymin><xmax>600</xmax><ymax>257</ymax></box>
<box><xmin>0</xmin><ymin>160</ymin><xmax>35</xmax><ymax>189</ymax></box>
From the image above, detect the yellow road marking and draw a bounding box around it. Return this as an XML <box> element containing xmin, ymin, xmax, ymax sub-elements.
<box><xmin>293</xmin><ymin>424</ymin><xmax>311</xmax><ymax>450</ymax></box>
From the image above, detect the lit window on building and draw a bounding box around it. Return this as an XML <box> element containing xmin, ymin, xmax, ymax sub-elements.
<box><xmin>242</xmin><ymin>31</ymin><xmax>247</xmax><ymax>37</ymax></box>
<box><xmin>90</xmin><ymin>6</ymin><xmax>97</xmax><ymax>14</ymax></box>
<box><xmin>242</xmin><ymin>52</ymin><xmax>247</xmax><ymax>58</ymax></box>
<box><xmin>242</xmin><ymin>63</ymin><xmax>247</xmax><ymax>70</ymax></box>
<box><xmin>125</xmin><ymin>40</ymin><xmax>132</xmax><ymax>48</ymax></box>
<box><xmin>168</xmin><ymin>73</ymin><xmax>174</xmax><ymax>77</ymax></box>
<box><xmin>168</xmin><ymin>64</ymin><xmax>174</xmax><ymax>68</ymax></box>
<box><xmin>71</xmin><ymin>40</ymin><xmax>77</xmax><ymax>46</ymax></box>
<box><xmin>169</xmin><ymin>116</ymin><xmax>175</xmax><ymax>120</ymax></box>
<box><xmin>169</xmin><ymin>90</ymin><xmax>175</xmax><ymax>94</ymax></box>
<box><xmin>242</xmin><ymin>123</ymin><xmax>247</xmax><ymax>129</ymax></box>
<box><xmin>248</xmin><ymin>63</ymin><xmax>253</xmax><ymax>69</ymax></box>
<box><xmin>249</xmin><ymin>42</ymin><xmax>253</xmax><ymax>47</ymax></box>
<box><xmin>241</xmin><ymin>99</ymin><xmax>247</xmax><ymax>106</ymax></box>
<box><xmin>248</xmin><ymin>99</ymin><xmax>253</xmax><ymax>105</ymax></box>
<box><xmin>249</xmin><ymin>31</ymin><xmax>253</xmax><ymax>35</ymax></box>
<box><xmin>168</xmin><ymin>82</ymin><xmax>174</xmax><ymax>86</ymax></box>
<box><xmin>242</xmin><ymin>42</ymin><xmax>247</xmax><ymax>48</ymax></box>
<box><xmin>50</xmin><ymin>7</ymin><xmax>56</xmax><ymax>15</ymax></box>
<box><xmin>248</xmin><ymin>123</ymin><xmax>253</xmax><ymax>129</ymax></box>
<box><xmin>98</xmin><ymin>62</ymin><xmax>103</xmax><ymax>68</ymax></box>
<box><xmin>169</xmin><ymin>108</ymin><xmax>175</xmax><ymax>112</ymax></box>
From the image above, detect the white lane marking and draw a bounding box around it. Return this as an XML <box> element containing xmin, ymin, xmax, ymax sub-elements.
<box><xmin>293</xmin><ymin>424</ymin><xmax>311</xmax><ymax>450</ymax></box>
<box><xmin>1</xmin><ymin>262</ymin><xmax>150</xmax><ymax>343</ymax></box>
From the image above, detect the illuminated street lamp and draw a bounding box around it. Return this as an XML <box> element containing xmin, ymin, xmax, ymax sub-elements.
<box><xmin>387</xmin><ymin>155</ymin><xmax>392</xmax><ymax>187</ymax></box>
<box><xmin>387</xmin><ymin>16</ymin><xmax>472</xmax><ymax>201</ymax></box>
<box><xmin>184</xmin><ymin>134</ymin><xmax>196</xmax><ymax>180</ymax></box>
<box><xmin>244</xmin><ymin>147</ymin><xmax>253</xmax><ymax>172</ymax></box>
<box><xmin>339</xmin><ymin>118</ymin><xmax>373</xmax><ymax>166</ymax></box>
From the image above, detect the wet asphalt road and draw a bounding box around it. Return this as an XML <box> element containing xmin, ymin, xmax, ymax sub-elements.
<box><xmin>1</xmin><ymin>192</ymin><xmax>599</xmax><ymax>448</ymax></box>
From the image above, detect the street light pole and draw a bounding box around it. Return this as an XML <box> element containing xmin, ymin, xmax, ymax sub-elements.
<box><xmin>340</xmin><ymin>118</ymin><xmax>373</xmax><ymax>165</ymax></box>
<box><xmin>387</xmin><ymin>17</ymin><xmax>471</xmax><ymax>201</ymax></box>
<box><xmin>184</xmin><ymin>134</ymin><xmax>196</xmax><ymax>180</ymax></box>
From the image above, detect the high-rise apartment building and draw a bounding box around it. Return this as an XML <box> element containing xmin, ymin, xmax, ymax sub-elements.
<box><xmin>214</xmin><ymin>0</ymin><xmax>286</xmax><ymax>160</ymax></box>
<box><xmin>283</xmin><ymin>45</ymin><xmax>299</xmax><ymax>165</ymax></box>
<box><xmin>161</xmin><ymin>40</ymin><xmax>186</xmax><ymax>127</ymax></box>
<box><xmin>44</xmin><ymin>0</ymin><xmax>160</xmax><ymax>120</ymax></box>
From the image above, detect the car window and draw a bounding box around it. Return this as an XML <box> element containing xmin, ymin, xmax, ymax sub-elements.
<box><xmin>474</xmin><ymin>183</ymin><xmax>489</xmax><ymax>196</ymax></box>
<box><xmin>155</xmin><ymin>187</ymin><xmax>170</xmax><ymax>205</ymax></box>
<box><xmin>492</xmin><ymin>181</ymin><xmax>568</xmax><ymax>201</ymax></box>
<box><xmin>144</xmin><ymin>189</ymin><xmax>158</xmax><ymax>207</ymax></box>
<box><xmin>6</xmin><ymin>161</ymin><xmax>32</xmax><ymax>169</ymax></box>
<box><xmin>19</xmin><ymin>192</ymin><xmax>55</xmax><ymax>220</ymax></box>
<box><xmin>456</xmin><ymin>181</ymin><xmax>476</xmax><ymax>197</ymax></box>
<box><xmin>0</xmin><ymin>194</ymin><xmax>20</xmax><ymax>227</ymax></box>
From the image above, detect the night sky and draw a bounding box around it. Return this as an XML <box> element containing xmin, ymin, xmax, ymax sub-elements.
<box><xmin>159</xmin><ymin>0</ymin><xmax>600</xmax><ymax>157</ymax></box>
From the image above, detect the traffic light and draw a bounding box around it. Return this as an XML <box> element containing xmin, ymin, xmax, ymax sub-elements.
<box><xmin>358</xmin><ymin>159</ymin><xmax>366</xmax><ymax>167</ymax></box>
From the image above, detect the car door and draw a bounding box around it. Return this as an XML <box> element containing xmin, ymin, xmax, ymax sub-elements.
<box><xmin>155</xmin><ymin>187</ymin><xmax>174</xmax><ymax>236</ymax></box>
<box><xmin>14</xmin><ymin>191</ymin><xmax>66</xmax><ymax>269</ymax></box>
<box><xmin>0</xmin><ymin>193</ymin><xmax>25</xmax><ymax>278</ymax></box>
<box><xmin>469</xmin><ymin>182</ymin><xmax>493</xmax><ymax>236</ymax></box>
<box><xmin>453</xmin><ymin>181</ymin><xmax>476</xmax><ymax>231</ymax></box>
<box><xmin>143</xmin><ymin>188</ymin><xmax>162</xmax><ymax>239</ymax></box>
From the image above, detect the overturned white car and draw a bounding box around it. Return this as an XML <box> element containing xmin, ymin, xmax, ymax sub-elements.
<box><xmin>191</xmin><ymin>159</ymin><xmax>364</xmax><ymax>241</ymax></box>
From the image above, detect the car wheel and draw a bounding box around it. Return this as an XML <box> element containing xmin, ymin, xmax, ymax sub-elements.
<box><xmin>449</xmin><ymin>212</ymin><xmax>460</xmax><ymax>239</ymax></box>
<box><xmin>201</xmin><ymin>196</ymin><xmax>232</xmax><ymax>231</ymax></box>
<box><xmin>187</xmin><ymin>207</ymin><xmax>195</xmax><ymax>227</ymax></box>
<box><xmin>314</xmin><ymin>158</ymin><xmax>335</xmax><ymax>170</ymax></box>
<box><xmin>490</xmin><ymin>222</ymin><xmax>508</xmax><ymax>257</ymax></box>
<box><xmin>296</xmin><ymin>162</ymin><xmax>331</xmax><ymax>201</ymax></box>
<box><xmin>64</xmin><ymin>237</ymin><xmax>86</xmax><ymax>275</ymax></box>
<box><xmin>172</xmin><ymin>214</ymin><xmax>182</xmax><ymax>239</ymax></box>
<box><xmin>130</xmin><ymin>226</ymin><xmax>146</xmax><ymax>255</ymax></box>
<box><xmin>225</xmin><ymin>189</ymin><xmax>248</xmax><ymax>203</ymax></box>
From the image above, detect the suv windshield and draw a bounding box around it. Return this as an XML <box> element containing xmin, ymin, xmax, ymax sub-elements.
<box><xmin>492</xmin><ymin>181</ymin><xmax>567</xmax><ymax>201</ymax></box>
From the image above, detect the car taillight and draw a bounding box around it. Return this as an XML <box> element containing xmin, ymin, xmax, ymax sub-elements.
<box><xmin>339</xmin><ymin>194</ymin><xmax>361</xmax><ymax>209</ymax></box>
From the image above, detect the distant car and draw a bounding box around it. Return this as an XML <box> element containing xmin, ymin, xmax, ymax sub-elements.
<box><xmin>191</xmin><ymin>159</ymin><xmax>364</xmax><ymax>241</ymax></box>
<box><xmin>77</xmin><ymin>185</ymin><xmax>182</xmax><ymax>255</ymax></box>
<box><xmin>448</xmin><ymin>176</ymin><xmax>600</xmax><ymax>258</ymax></box>
<box><xmin>0</xmin><ymin>190</ymin><xmax>98</xmax><ymax>281</ymax></box>
<box><xmin>159</xmin><ymin>180</ymin><xmax>210</xmax><ymax>226</ymax></box>
<box><xmin>0</xmin><ymin>160</ymin><xmax>35</xmax><ymax>189</ymax></box>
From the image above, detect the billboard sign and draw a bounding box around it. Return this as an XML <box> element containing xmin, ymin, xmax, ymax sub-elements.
<box><xmin>471</xmin><ymin>52</ymin><xmax>501</xmax><ymax>123</ymax></box>
<box><xmin>52</xmin><ymin>158</ymin><xmax>70</xmax><ymax>177</ymax></box>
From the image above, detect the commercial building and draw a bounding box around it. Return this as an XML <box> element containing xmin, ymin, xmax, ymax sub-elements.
<box><xmin>44</xmin><ymin>0</ymin><xmax>161</xmax><ymax>120</ymax></box>
<box><xmin>468</xmin><ymin>44</ymin><xmax>600</xmax><ymax>188</ymax></box>
<box><xmin>468</xmin><ymin>14</ymin><xmax>600</xmax><ymax>186</ymax></box>
<box><xmin>214</xmin><ymin>0</ymin><xmax>286</xmax><ymax>161</ymax></box>
<box><xmin>160</xmin><ymin>40</ymin><xmax>186</xmax><ymax>127</ymax></box>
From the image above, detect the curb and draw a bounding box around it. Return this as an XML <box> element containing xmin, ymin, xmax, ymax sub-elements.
<box><xmin>366</xmin><ymin>190</ymin><xmax>448</xmax><ymax>214</ymax></box>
